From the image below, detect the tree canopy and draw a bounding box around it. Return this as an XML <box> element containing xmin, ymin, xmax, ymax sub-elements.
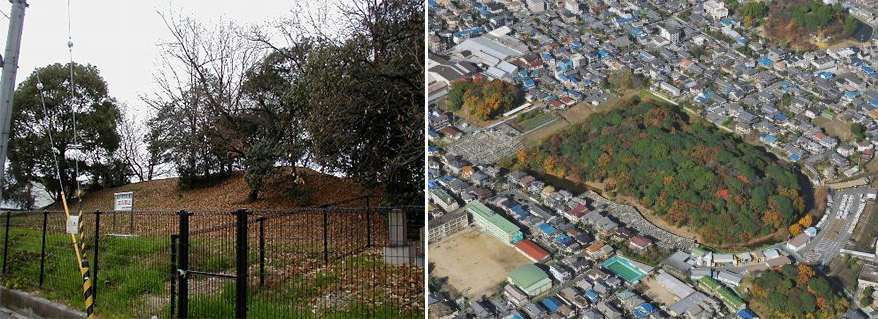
<box><xmin>750</xmin><ymin>264</ymin><xmax>848</xmax><ymax>319</ymax></box>
<box><xmin>520</xmin><ymin>102</ymin><xmax>808</xmax><ymax>244</ymax></box>
<box><xmin>444</xmin><ymin>78</ymin><xmax>523</xmax><ymax>120</ymax></box>
<box><xmin>145</xmin><ymin>0</ymin><xmax>424</xmax><ymax>204</ymax></box>
<box><xmin>7</xmin><ymin>63</ymin><xmax>126</xmax><ymax>207</ymax></box>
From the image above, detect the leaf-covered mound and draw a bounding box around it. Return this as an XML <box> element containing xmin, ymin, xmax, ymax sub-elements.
<box><xmin>520</xmin><ymin>103</ymin><xmax>808</xmax><ymax>244</ymax></box>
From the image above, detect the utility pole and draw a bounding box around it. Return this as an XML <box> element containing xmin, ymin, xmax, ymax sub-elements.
<box><xmin>0</xmin><ymin>0</ymin><xmax>27</xmax><ymax>203</ymax></box>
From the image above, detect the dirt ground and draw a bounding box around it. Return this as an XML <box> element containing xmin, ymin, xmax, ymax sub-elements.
<box><xmin>641</xmin><ymin>276</ymin><xmax>680</xmax><ymax>307</ymax></box>
<box><xmin>428</xmin><ymin>229</ymin><xmax>531</xmax><ymax>298</ymax></box>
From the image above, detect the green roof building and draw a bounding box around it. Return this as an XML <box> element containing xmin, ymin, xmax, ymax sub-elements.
<box><xmin>465</xmin><ymin>201</ymin><xmax>523</xmax><ymax>244</ymax></box>
<box><xmin>698</xmin><ymin>277</ymin><xmax>745</xmax><ymax>310</ymax></box>
<box><xmin>508</xmin><ymin>264</ymin><xmax>552</xmax><ymax>297</ymax></box>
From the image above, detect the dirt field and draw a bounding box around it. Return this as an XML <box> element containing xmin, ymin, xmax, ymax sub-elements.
<box><xmin>428</xmin><ymin>229</ymin><xmax>531</xmax><ymax>298</ymax></box>
<box><xmin>642</xmin><ymin>276</ymin><xmax>680</xmax><ymax>307</ymax></box>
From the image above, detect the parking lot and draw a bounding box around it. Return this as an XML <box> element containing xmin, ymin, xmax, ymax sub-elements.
<box><xmin>803</xmin><ymin>188</ymin><xmax>871</xmax><ymax>265</ymax></box>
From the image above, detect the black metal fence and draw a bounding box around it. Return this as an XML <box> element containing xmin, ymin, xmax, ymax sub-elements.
<box><xmin>0</xmin><ymin>199</ymin><xmax>424</xmax><ymax>318</ymax></box>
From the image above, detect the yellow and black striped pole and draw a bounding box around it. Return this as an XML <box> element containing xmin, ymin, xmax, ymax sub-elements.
<box><xmin>59</xmin><ymin>191</ymin><xmax>94</xmax><ymax>318</ymax></box>
<box><xmin>81</xmin><ymin>258</ymin><xmax>94</xmax><ymax>319</ymax></box>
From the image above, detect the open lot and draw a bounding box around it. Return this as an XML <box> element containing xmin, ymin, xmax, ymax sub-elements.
<box><xmin>813</xmin><ymin>117</ymin><xmax>854</xmax><ymax>143</ymax></box>
<box><xmin>642</xmin><ymin>277</ymin><xmax>680</xmax><ymax>307</ymax></box>
<box><xmin>510</xmin><ymin>110</ymin><xmax>558</xmax><ymax>134</ymax></box>
<box><xmin>428</xmin><ymin>229</ymin><xmax>530</xmax><ymax>298</ymax></box>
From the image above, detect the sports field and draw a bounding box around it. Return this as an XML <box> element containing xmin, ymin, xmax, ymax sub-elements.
<box><xmin>428</xmin><ymin>229</ymin><xmax>531</xmax><ymax>298</ymax></box>
<box><xmin>602</xmin><ymin>256</ymin><xmax>648</xmax><ymax>283</ymax></box>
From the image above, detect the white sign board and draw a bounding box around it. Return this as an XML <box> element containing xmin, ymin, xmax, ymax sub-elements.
<box><xmin>66</xmin><ymin>216</ymin><xmax>80</xmax><ymax>234</ymax></box>
<box><xmin>114</xmin><ymin>192</ymin><xmax>134</xmax><ymax>211</ymax></box>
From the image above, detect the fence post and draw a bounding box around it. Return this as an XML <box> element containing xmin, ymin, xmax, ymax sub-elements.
<box><xmin>383</xmin><ymin>209</ymin><xmax>409</xmax><ymax>265</ymax></box>
<box><xmin>39</xmin><ymin>211</ymin><xmax>48</xmax><ymax>287</ymax></box>
<box><xmin>170</xmin><ymin>234</ymin><xmax>177</xmax><ymax>319</ymax></box>
<box><xmin>234</xmin><ymin>209</ymin><xmax>249</xmax><ymax>319</ymax></box>
<box><xmin>323</xmin><ymin>208</ymin><xmax>329</xmax><ymax>265</ymax></box>
<box><xmin>365</xmin><ymin>196</ymin><xmax>372</xmax><ymax>247</ymax></box>
<box><xmin>177</xmin><ymin>210</ymin><xmax>191</xmax><ymax>319</ymax></box>
<box><xmin>2</xmin><ymin>211</ymin><xmax>10</xmax><ymax>275</ymax></box>
<box><xmin>92</xmin><ymin>210</ymin><xmax>101</xmax><ymax>305</ymax></box>
<box><xmin>257</xmin><ymin>217</ymin><xmax>266</xmax><ymax>289</ymax></box>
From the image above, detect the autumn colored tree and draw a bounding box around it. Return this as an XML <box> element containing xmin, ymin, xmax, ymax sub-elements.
<box><xmin>799</xmin><ymin>215</ymin><xmax>813</xmax><ymax>228</ymax></box>
<box><xmin>798</xmin><ymin>264</ymin><xmax>815</xmax><ymax>285</ymax></box>
<box><xmin>445</xmin><ymin>78</ymin><xmax>523</xmax><ymax>120</ymax></box>
<box><xmin>789</xmin><ymin>223</ymin><xmax>803</xmax><ymax>236</ymax></box>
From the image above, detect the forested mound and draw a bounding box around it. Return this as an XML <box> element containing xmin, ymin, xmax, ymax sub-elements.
<box><xmin>519</xmin><ymin>103</ymin><xmax>808</xmax><ymax>244</ymax></box>
<box><xmin>44</xmin><ymin>168</ymin><xmax>378</xmax><ymax>211</ymax></box>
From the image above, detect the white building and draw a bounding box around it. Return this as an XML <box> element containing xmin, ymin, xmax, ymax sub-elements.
<box><xmin>703</xmin><ymin>0</ymin><xmax>728</xmax><ymax>20</ymax></box>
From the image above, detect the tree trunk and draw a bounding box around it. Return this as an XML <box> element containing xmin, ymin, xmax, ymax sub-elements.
<box><xmin>246</xmin><ymin>189</ymin><xmax>258</xmax><ymax>203</ymax></box>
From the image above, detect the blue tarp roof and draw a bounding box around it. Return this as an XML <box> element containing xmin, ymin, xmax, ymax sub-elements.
<box><xmin>789</xmin><ymin>154</ymin><xmax>801</xmax><ymax>161</ymax></box>
<box><xmin>760</xmin><ymin>134</ymin><xmax>777</xmax><ymax>144</ymax></box>
<box><xmin>615</xmin><ymin>17</ymin><xmax>636</xmax><ymax>24</ymax></box>
<box><xmin>585</xmin><ymin>290</ymin><xmax>601</xmax><ymax>302</ymax></box>
<box><xmin>819</xmin><ymin>71</ymin><xmax>834</xmax><ymax>79</ymax></box>
<box><xmin>555</xmin><ymin>234</ymin><xmax>574</xmax><ymax>245</ymax></box>
<box><xmin>427</xmin><ymin>181</ymin><xmax>437</xmax><ymax>188</ymax></box>
<box><xmin>511</xmin><ymin>205</ymin><xmax>528</xmax><ymax>220</ymax></box>
<box><xmin>537</xmin><ymin>223</ymin><xmax>558</xmax><ymax>236</ymax></box>
<box><xmin>452</xmin><ymin>27</ymin><xmax>483</xmax><ymax>38</ymax></box>
<box><xmin>862</xmin><ymin>65</ymin><xmax>876</xmax><ymax>77</ymax></box>
<box><xmin>540</xmin><ymin>297</ymin><xmax>562</xmax><ymax>312</ymax></box>
<box><xmin>758</xmin><ymin>57</ymin><xmax>773</xmax><ymax>66</ymax></box>
<box><xmin>773</xmin><ymin>113</ymin><xmax>788</xmax><ymax>122</ymax></box>
<box><xmin>597</xmin><ymin>49</ymin><xmax>610</xmax><ymax>58</ymax></box>
<box><xmin>523</xmin><ymin>79</ymin><xmax>536</xmax><ymax>87</ymax></box>
<box><xmin>634</xmin><ymin>303</ymin><xmax>656</xmax><ymax>318</ymax></box>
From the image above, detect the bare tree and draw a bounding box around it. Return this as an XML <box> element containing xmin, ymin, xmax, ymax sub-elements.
<box><xmin>117</xmin><ymin>104</ymin><xmax>147</xmax><ymax>182</ymax></box>
<box><xmin>117</xmin><ymin>104</ymin><xmax>170</xmax><ymax>182</ymax></box>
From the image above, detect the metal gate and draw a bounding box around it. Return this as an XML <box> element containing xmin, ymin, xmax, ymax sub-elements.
<box><xmin>172</xmin><ymin>210</ymin><xmax>247</xmax><ymax>319</ymax></box>
<box><xmin>170</xmin><ymin>202</ymin><xmax>424</xmax><ymax>319</ymax></box>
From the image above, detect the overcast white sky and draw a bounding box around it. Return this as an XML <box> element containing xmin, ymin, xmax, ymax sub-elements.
<box><xmin>0</xmin><ymin>0</ymin><xmax>303</xmax><ymax>118</ymax></box>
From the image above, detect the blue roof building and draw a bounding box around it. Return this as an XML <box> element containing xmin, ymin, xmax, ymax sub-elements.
<box><xmin>555</xmin><ymin>234</ymin><xmax>574</xmax><ymax>245</ymax></box>
<box><xmin>585</xmin><ymin>290</ymin><xmax>601</xmax><ymax>303</ymax></box>
<box><xmin>634</xmin><ymin>303</ymin><xmax>656</xmax><ymax>319</ymax></box>
<box><xmin>537</xmin><ymin>223</ymin><xmax>558</xmax><ymax>236</ymax></box>
<box><xmin>737</xmin><ymin>309</ymin><xmax>757</xmax><ymax>319</ymax></box>
<box><xmin>540</xmin><ymin>297</ymin><xmax>562</xmax><ymax>313</ymax></box>
<box><xmin>615</xmin><ymin>17</ymin><xmax>637</xmax><ymax>24</ymax></box>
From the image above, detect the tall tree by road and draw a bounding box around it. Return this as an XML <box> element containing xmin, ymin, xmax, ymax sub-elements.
<box><xmin>8</xmin><ymin>63</ymin><xmax>126</xmax><ymax>202</ymax></box>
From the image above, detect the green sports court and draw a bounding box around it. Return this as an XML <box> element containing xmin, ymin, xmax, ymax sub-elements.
<box><xmin>602</xmin><ymin>256</ymin><xmax>649</xmax><ymax>283</ymax></box>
